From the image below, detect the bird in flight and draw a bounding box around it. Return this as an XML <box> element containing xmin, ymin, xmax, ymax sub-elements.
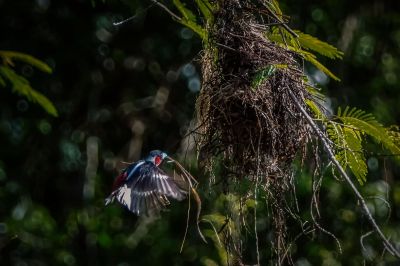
<box><xmin>105</xmin><ymin>150</ymin><xmax>187</xmax><ymax>216</ymax></box>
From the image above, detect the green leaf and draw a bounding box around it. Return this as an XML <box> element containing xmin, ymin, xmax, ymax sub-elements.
<box><xmin>268</xmin><ymin>0</ymin><xmax>283</xmax><ymax>19</ymax></box>
<box><xmin>0</xmin><ymin>50</ymin><xmax>52</xmax><ymax>73</ymax></box>
<box><xmin>267</xmin><ymin>27</ymin><xmax>300</xmax><ymax>49</ymax></box>
<box><xmin>266</xmin><ymin>28</ymin><xmax>341</xmax><ymax>81</ymax></box>
<box><xmin>294</xmin><ymin>30</ymin><xmax>344</xmax><ymax>59</ymax></box>
<box><xmin>342</xmin><ymin>127</ymin><xmax>367</xmax><ymax>184</ymax></box>
<box><xmin>202</xmin><ymin>213</ymin><xmax>226</xmax><ymax>227</ymax></box>
<box><xmin>194</xmin><ymin>0</ymin><xmax>215</xmax><ymax>23</ymax></box>
<box><xmin>337</xmin><ymin>107</ymin><xmax>400</xmax><ymax>157</ymax></box>
<box><xmin>173</xmin><ymin>0</ymin><xmax>208</xmax><ymax>41</ymax></box>
<box><xmin>0</xmin><ymin>66</ymin><xmax>58</xmax><ymax>117</ymax></box>
<box><xmin>306</xmin><ymin>85</ymin><xmax>326</xmax><ymax>101</ymax></box>
<box><xmin>173</xmin><ymin>0</ymin><xmax>196</xmax><ymax>21</ymax></box>
<box><xmin>180</xmin><ymin>19</ymin><xmax>208</xmax><ymax>40</ymax></box>
<box><xmin>305</xmin><ymin>99</ymin><xmax>325</xmax><ymax>120</ymax></box>
<box><xmin>327</xmin><ymin>122</ymin><xmax>367</xmax><ymax>184</ymax></box>
<box><xmin>298</xmin><ymin>49</ymin><xmax>341</xmax><ymax>81</ymax></box>
<box><xmin>251</xmin><ymin>65</ymin><xmax>277</xmax><ymax>89</ymax></box>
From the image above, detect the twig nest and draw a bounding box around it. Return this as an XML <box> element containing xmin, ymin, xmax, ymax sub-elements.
<box><xmin>196</xmin><ymin>2</ymin><xmax>311</xmax><ymax>182</ymax></box>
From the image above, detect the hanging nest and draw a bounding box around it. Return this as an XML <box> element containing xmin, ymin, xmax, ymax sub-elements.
<box><xmin>196</xmin><ymin>2</ymin><xmax>311</xmax><ymax>182</ymax></box>
<box><xmin>194</xmin><ymin>0</ymin><xmax>314</xmax><ymax>262</ymax></box>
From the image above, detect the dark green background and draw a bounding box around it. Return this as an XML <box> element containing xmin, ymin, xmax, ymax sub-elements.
<box><xmin>0</xmin><ymin>0</ymin><xmax>399</xmax><ymax>265</ymax></box>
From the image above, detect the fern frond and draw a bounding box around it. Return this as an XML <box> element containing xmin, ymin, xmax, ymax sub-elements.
<box><xmin>269</xmin><ymin>0</ymin><xmax>283</xmax><ymax>18</ymax></box>
<box><xmin>342</xmin><ymin>127</ymin><xmax>367</xmax><ymax>184</ymax></box>
<box><xmin>266</xmin><ymin>29</ymin><xmax>341</xmax><ymax>81</ymax></box>
<box><xmin>267</xmin><ymin>27</ymin><xmax>300</xmax><ymax>49</ymax></box>
<box><xmin>294</xmin><ymin>31</ymin><xmax>344</xmax><ymax>59</ymax></box>
<box><xmin>0</xmin><ymin>66</ymin><xmax>58</xmax><ymax>117</ymax></box>
<box><xmin>0</xmin><ymin>50</ymin><xmax>52</xmax><ymax>73</ymax></box>
<box><xmin>337</xmin><ymin>107</ymin><xmax>400</xmax><ymax>156</ymax></box>
<box><xmin>297</xmin><ymin>49</ymin><xmax>341</xmax><ymax>81</ymax></box>
<box><xmin>327</xmin><ymin>122</ymin><xmax>367</xmax><ymax>184</ymax></box>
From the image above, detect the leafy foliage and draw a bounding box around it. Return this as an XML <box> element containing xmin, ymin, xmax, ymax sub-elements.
<box><xmin>267</xmin><ymin>0</ymin><xmax>283</xmax><ymax>18</ymax></box>
<box><xmin>169</xmin><ymin>0</ymin><xmax>342</xmax><ymax>81</ymax></box>
<box><xmin>0</xmin><ymin>50</ymin><xmax>52</xmax><ymax>73</ymax></box>
<box><xmin>266</xmin><ymin>28</ymin><xmax>342</xmax><ymax>81</ymax></box>
<box><xmin>193</xmin><ymin>0</ymin><xmax>215</xmax><ymax>23</ymax></box>
<box><xmin>294</xmin><ymin>30</ymin><xmax>344</xmax><ymax>60</ymax></box>
<box><xmin>325</xmin><ymin>107</ymin><xmax>400</xmax><ymax>184</ymax></box>
<box><xmin>388</xmin><ymin>126</ymin><xmax>400</xmax><ymax>146</ymax></box>
<box><xmin>337</xmin><ymin>107</ymin><xmax>400</xmax><ymax>156</ymax></box>
<box><xmin>173</xmin><ymin>0</ymin><xmax>208</xmax><ymax>41</ymax></box>
<box><xmin>327</xmin><ymin>122</ymin><xmax>367</xmax><ymax>184</ymax></box>
<box><xmin>305</xmin><ymin>98</ymin><xmax>325</xmax><ymax>120</ymax></box>
<box><xmin>0</xmin><ymin>50</ymin><xmax>57</xmax><ymax>116</ymax></box>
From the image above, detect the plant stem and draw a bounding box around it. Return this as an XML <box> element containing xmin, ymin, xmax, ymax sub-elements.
<box><xmin>287</xmin><ymin>89</ymin><xmax>400</xmax><ymax>258</ymax></box>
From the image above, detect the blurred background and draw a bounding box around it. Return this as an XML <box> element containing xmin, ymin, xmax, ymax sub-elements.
<box><xmin>0</xmin><ymin>0</ymin><xmax>399</xmax><ymax>265</ymax></box>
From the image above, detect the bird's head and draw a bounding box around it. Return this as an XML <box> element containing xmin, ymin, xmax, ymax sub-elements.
<box><xmin>145</xmin><ymin>150</ymin><xmax>168</xmax><ymax>166</ymax></box>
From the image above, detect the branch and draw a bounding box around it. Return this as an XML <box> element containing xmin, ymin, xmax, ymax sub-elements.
<box><xmin>287</xmin><ymin>89</ymin><xmax>400</xmax><ymax>258</ymax></box>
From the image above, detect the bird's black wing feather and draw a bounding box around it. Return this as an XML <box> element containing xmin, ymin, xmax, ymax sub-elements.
<box><xmin>111</xmin><ymin>162</ymin><xmax>186</xmax><ymax>215</ymax></box>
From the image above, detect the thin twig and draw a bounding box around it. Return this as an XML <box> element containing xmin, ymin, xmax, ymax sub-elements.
<box><xmin>201</xmin><ymin>218</ymin><xmax>223</xmax><ymax>246</ymax></box>
<box><xmin>281</xmin><ymin>227</ymin><xmax>315</xmax><ymax>263</ymax></box>
<box><xmin>287</xmin><ymin>88</ymin><xmax>400</xmax><ymax>258</ymax></box>
<box><xmin>180</xmin><ymin>184</ymin><xmax>191</xmax><ymax>253</ymax></box>
<box><xmin>150</xmin><ymin>0</ymin><xmax>181</xmax><ymax>21</ymax></box>
<box><xmin>169</xmin><ymin>156</ymin><xmax>207</xmax><ymax>243</ymax></box>
<box><xmin>258</xmin><ymin>1</ymin><xmax>299</xmax><ymax>38</ymax></box>
<box><xmin>360</xmin><ymin>231</ymin><xmax>373</xmax><ymax>253</ymax></box>
<box><xmin>254</xmin><ymin>131</ymin><xmax>262</xmax><ymax>265</ymax></box>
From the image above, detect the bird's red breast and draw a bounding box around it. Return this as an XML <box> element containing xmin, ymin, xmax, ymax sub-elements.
<box><xmin>112</xmin><ymin>171</ymin><xmax>128</xmax><ymax>191</ymax></box>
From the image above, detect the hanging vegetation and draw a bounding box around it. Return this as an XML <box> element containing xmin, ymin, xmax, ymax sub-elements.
<box><xmin>142</xmin><ymin>0</ymin><xmax>400</xmax><ymax>263</ymax></box>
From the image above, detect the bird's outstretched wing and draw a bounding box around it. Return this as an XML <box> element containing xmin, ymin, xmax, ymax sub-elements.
<box><xmin>106</xmin><ymin>162</ymin><xmax>186</xmax><ymax>215</ymax></box>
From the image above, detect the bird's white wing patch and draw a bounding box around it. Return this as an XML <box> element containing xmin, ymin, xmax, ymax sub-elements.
<box><xmin>116</xmin><ymin>184</ymin><xmax>132</xmax><ymax>208</ymax></box>
<box><xmin>113</xmin><ymin>183</ymin><xmax>169</xmax><ymax>215</ymax></box>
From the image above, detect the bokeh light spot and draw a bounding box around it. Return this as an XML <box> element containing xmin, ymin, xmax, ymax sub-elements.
<box><xmin>311</xmin><ymin>8</ymin><xmax>324</xmax><ymax>22</ymax></box>
<box><xmin>16</xmin><ymin>99</ymin><xmax>29</xmax><ymax>112</ymax></box>
<box><xmin>188</xmin><ymin>77</ymin><xmax>201</xmax><ymax>92</ymax></box>
<box><xmin>180</xmin><ymin>28</ymin><xmax>194</xmax><ymax>39</ymax></box>
<box><xmin>367</xmin><ymin>157</ymin><xmax>378</xmax><ymax>171</ymax></box>
<box><xmin>182</xmin><ymin>63</ymin><xmax>196</xmax><ymax>77</ymax></box>
<box><xmin>38</xmin><ymin>119</ymin><xmax>52</xmax><ymax>135</ymax></box>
